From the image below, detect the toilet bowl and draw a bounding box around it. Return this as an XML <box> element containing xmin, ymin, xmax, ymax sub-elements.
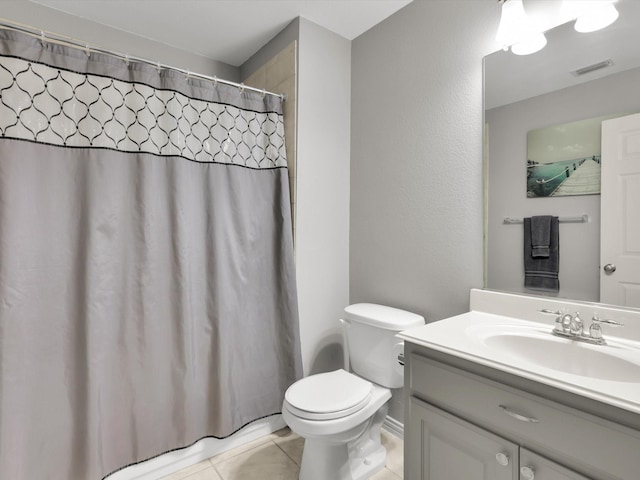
<box><xmin>282</xmin><ymin>304</ymin><xmax>424</xmax><ymax>480</ymax></box>
<box><xmin>282</xmin><ymin>369</ymin><xmax>391</xmax><ymax>480</ymax></box>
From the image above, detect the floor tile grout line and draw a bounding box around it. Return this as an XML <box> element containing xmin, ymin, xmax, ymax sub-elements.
<box><xmin>205</xmin><ymin>437</ymin><xmax>272</xmax><ymax>468</ymax></box>
<box><xmin>211</xmin><ymin>462</ymin><xmax>224</xmax><ymax>480</ymax></box>
<box><xmin>271</xmin><ymin>438</ymin><xmax>301</xmax><ymax>467</ymax></box>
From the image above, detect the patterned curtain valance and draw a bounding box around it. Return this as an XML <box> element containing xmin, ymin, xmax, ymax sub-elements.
<box><xmin>0</xmin><ymin>34</ymin><xmax>286</xmax><ymax>169</ymax></box>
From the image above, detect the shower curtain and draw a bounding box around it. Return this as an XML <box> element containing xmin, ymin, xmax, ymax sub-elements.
<box><xmin>0</xmin><ymin>29</ymin><xmax>302</xmax><ymax>479</ymax></box>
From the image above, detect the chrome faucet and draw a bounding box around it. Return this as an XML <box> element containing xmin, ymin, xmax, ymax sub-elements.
<box><xmin>569</xmin><ymin>312</ymin><xmax>584</xmax><ymax>336</ymax></box>
<box><xmin>538</xmin><ymin>309</ymin><xmax>624</xmax><ymax>345</ymax></box>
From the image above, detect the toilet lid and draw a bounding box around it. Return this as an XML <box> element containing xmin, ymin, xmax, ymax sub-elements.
<box><xmin>284</xmin><ymin>369</ymin><xmax>373</xmax><ymax>421</ymax></box>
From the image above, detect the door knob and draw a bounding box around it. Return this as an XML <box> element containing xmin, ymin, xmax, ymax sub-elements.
<box><xmin>603</xmin><ymin>263</ymin><xmax>616</xmax><ymax>274</ymax></box>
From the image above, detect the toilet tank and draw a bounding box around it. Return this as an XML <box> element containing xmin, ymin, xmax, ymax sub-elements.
<box><xmin>342</xmin><ymin>303</ymin><xmax>425</xmax><ymax>388</ymax></box>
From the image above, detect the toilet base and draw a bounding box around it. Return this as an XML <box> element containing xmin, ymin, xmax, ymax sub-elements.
<box><xmin>299</xmin><ymin>441</ymin><xmax>385</xmax><ymax>480</ymax></box>
<box><xmin>298</xmin><ymin>404</ymin><xmax>388</xmax><ymax>480</ymax></box>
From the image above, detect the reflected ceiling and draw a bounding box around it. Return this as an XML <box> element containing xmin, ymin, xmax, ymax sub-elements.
<box><xmin>485</xmin><ymin>0</ymin><xmax>640</xmax><ymax>109</ymax></box>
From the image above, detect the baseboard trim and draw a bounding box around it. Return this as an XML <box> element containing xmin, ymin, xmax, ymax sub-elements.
<box><xmin>111</xmin><ymin>413</ymin><xmax>401</xmax><ymax>478</ymax></box>
<box><xmin>110</xmin><ymin>415</ymin><xmax>286</xmax><ymax>480</ymax></box>
<box><xmin>382</xmin><ymin>415</ymin><xmax>404</xmax><ymax>439</ymax></box>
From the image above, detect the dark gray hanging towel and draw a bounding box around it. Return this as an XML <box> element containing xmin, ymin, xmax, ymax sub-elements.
<box><xmin>531</xmin><ymin>215</ymin><xmax>553</xmax><ymax>258</ymax></box>
<box><xmin>524</xmin><ymin>216</ymin><xmax>560</xmax><ymax>292</ymax></box>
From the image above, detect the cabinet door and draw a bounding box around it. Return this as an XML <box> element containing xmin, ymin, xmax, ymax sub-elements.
<box><xmin>519</xmin><ymin>449</ymin><xmax>591</xmax><ymax>480</ymax></box>
<box><xmin>407</xmin><ymin>396</ymin><xmax>518</xmax><ymax>480</ymax></box>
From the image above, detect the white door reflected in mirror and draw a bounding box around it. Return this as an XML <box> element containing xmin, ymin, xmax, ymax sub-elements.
<box><xmin>600</xmin><ymin>112</ymin><xmax>640</xmax><ymax>307</ymax></box>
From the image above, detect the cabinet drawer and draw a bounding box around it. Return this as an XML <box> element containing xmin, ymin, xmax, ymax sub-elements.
<box><xmin>409</xmin><ymin>354</ymin><xmax>640</xmax><ymax>480</ymax></box>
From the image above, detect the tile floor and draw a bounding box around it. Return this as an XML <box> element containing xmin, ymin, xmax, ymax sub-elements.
<box><xmin>162</xmin><ymin>428</ymin><xmax>403</xmax><ymax>480</ymax></box>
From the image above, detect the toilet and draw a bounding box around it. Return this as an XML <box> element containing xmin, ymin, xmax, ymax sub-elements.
<box><xmin>282</xmin><ymin>303</ymin><xmax>425</xmax><ymax>480</ymax></box>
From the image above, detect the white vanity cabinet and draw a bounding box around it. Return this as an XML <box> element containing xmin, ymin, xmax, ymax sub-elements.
<box><xmin>404</xmin><ymin>342</ymin><xmax>640</xmax><ymax>480</ymax></box>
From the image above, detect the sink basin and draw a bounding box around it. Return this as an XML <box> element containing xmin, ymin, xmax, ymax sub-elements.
<box><xmin>470</xmin><ymin>325</ymin><xmax>640</xmax><ymax>383</ymax></box>
<box><xmin>399</xmin><ymin>308</ymin><xmax>640</xmax><ymax>414</ymax></box>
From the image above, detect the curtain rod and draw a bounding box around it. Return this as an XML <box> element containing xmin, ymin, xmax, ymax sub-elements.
<box><xmin>503</xmin><ymin>214</ymin><xmax>590</xmax><ymax>225</ymax></box>
<box><xmin>0</xmin><ymin>18</ymin><xmax>285</xmax><ymax>101</ymax></box>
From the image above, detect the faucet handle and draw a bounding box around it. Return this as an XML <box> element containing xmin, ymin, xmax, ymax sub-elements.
<box><xmin>592</xmin><ymin>315</ymin><xmax>624</xmax><ymax>327</ymax></box>
<box><xmin>538</xmin><ymin>309</ymin><xmax>563</xmax><ymax>316</ymax></box>
<box><xmin>589</xmin><ymin>322</ymin><xmax>603</xmax><ymax>340</ymax></box>
<box><xmin>538</xmin><ymin>309</ymin><xmax>573</xmax><ymax>334</ymax></box>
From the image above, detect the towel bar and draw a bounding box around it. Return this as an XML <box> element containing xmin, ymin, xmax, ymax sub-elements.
<box><xmin>503</xmin><ymin>214</ymin><xmax>589</xmax><ymax>225</ymax></box>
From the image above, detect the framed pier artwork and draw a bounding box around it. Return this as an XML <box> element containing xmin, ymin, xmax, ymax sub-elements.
<box><xmin>526</xmin><ymin>113</ymin><xmax>626</xmax><ymax>198</ymax></box>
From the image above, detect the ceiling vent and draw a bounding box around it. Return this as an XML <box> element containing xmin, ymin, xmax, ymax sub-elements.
<box><xmin>571</xmin><ymin>59</ymin><xmax>614</xmax><ymax>77</ymax></box>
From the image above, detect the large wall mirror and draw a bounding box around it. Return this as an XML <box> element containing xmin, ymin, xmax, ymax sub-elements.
<box><xmin>484</xmin><ymin>0</ymin><xmax>640</xmax><ymax>307</ymax></box>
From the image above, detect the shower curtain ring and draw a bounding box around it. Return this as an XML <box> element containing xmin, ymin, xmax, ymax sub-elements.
<box><xmin>261</xmin><ymin>89</ymin><xmax>267</xmax><ymax>98</ymax></box>
<box><xmin>238</xmin><ymin>83</ymin><xmax>246</xmax><ymax>93</ymax></box>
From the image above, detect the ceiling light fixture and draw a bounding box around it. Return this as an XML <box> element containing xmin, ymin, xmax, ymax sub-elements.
<box><xmin>496</xmin><ymin>0</ymin><xmax>547</xmax><ymax>55</ymax></box>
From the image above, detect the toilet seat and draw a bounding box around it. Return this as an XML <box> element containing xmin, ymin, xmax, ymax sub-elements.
<box><xmin>284</xmin><ymin>369</ymin><xmax>373</xmax><ymax>421</ymax></box>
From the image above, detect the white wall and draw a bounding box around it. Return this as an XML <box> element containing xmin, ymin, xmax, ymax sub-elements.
<box><xmin>296</xmin><ymin>18</ymin><xmax>351</xmax><ymax>375</ymax></box>
<box><xmin>350</xmin><ymin>0</ymin><xmax>498</xmax><ymax>420</ymax></box>
<box><xmin>486</xmin><ymin>67</ymin><xmax>640</xmax><ymax>302</ymax></box>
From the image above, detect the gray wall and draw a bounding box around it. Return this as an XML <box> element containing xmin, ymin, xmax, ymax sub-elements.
<box><xmin>350</xmin><ymin>0</ymin><xmax>497</xmax><ymax>420</ymax></box>
<box><xmin>486</xmin><ymin>67</ymin><xmax>640</xmax><ymax>302</ymax></box>
<box><xmin>351</xmin><ymin>1</ymin><xmax>494</xmax><ymax>322</ymax></box>
<box><xmin>0</xmin><ymin>1</ymin><xmax>238</xmax><ymax>80</ymax></box>
<box><xmin>296</xmin><ymin>18</ymin><xmax>351</xmax><ymax>376</ymax></box>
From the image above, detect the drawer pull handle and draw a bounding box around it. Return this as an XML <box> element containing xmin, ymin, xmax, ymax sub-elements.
<box><xmin>499</xmin><ymin>405</ymin><xmax>539</xmax><ymax>423</ymax></box>
<box><xmin>495</xmin><ymin>452</ymin><xmax>510</xmax><ymax>466</ymax></box>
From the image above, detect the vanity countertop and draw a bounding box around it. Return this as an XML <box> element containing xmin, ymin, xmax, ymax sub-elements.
<box><xmin>399</xmin><ymin>310</ymin><xmax>640</xmax><ymax>416</ymax></box>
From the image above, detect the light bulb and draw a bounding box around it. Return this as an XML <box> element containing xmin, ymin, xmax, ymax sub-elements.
<box><xmin>574</xmin><ymin>3</ymin><xmax>619</xmax><ymax>32</ymax></box>
<box><xmin>496</xmin><ymin>0</ymin><xmax>547</xmax><ymax>55</ymax></box>
<box><xmin>496</xmin><ymin>0</ymin><xmax>530</xmax><ymax>48</ymax></box>
<box><xmin>511</xmin><ymin>32</ymin><xmax>547</xmax><ymax>55</ymax></box>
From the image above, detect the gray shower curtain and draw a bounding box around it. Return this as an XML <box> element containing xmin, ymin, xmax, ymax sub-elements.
<box><xmin>0</xmin><ymin>29</ymin><xmax>302</xmax><ymax>479</ymax></box>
